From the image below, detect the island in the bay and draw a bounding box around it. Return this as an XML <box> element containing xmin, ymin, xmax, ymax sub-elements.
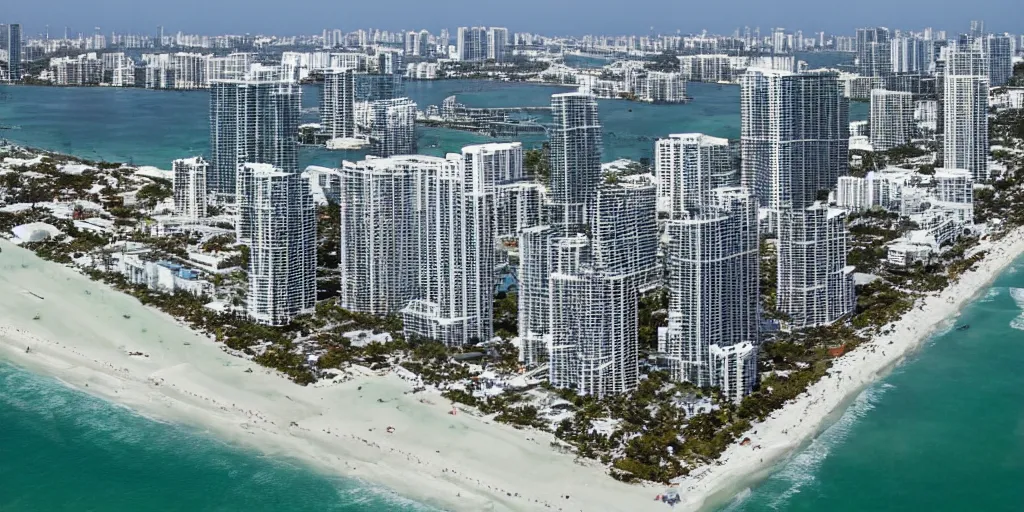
<box><xmin>2</xmin><ymin>17</ymin><xmax>1024</xmax><ymax>512</ymax></box>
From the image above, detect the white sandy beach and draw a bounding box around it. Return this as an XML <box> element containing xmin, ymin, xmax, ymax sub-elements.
<box><xmin>675</xmin><ymin>226</ymin><xmax>1024</xmax><ymax>511</ymax></box>
<box><xmin>0</xmin><ymin>239</ymin><xmax>665</xmax><ymax>512</ymax></box>
<box><xmin>3</xmin><ymin>226</ymin><xmax>1024</xmax><ymax>512</ymax></box>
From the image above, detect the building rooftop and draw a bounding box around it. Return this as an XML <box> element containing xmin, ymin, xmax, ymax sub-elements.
<box><xmin>663</xmin><ymin>133</ymin><xmax>730</xmax><ymax>145</ymax></box>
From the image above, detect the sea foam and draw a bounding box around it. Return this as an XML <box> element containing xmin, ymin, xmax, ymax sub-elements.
<box><xmin>762</xmin><ymin>384</ymin><xmax>889</xmax><ymax>510</ymax></box>
<box><xmin>1008</xmin><ymin>288</ymin><xmax>1024</xmax><ymax>330</ymax></box>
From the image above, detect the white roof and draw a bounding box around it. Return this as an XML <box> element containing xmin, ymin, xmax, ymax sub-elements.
<box><xmin>134</xmin><ymin>166</ymin><xmax>173</xmax><ymax>180</ymax></box>
<box><xmin>11</xmin><ymin>222</ymin><xmax>62</xmax><ymax>242</ymax></box>
<box><xmin>663</xmin><ymin>133</ymin><xmax>729</xmax><ymax>145</ymax></box>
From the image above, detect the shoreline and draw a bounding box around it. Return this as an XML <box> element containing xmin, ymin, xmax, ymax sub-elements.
<box><xmin>676</xmin><ymin>226</ymin><xmax>1024</xmax><ymax>511</ymax></box>
<box><xmin>3</xmin><ymin>223</ymin><xmax>1021</xmax><ymax>511</ymax></box>
<box><xmin>0</xmin><ymin>238</ymin><xmax>665</xmax><ymax>512</ymax></box>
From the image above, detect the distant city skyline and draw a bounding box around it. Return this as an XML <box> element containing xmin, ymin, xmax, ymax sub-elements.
<box><xmin>2</xmin><ymin>1</ymin><xmax>1021</xmax><ymax>38</ymax></box>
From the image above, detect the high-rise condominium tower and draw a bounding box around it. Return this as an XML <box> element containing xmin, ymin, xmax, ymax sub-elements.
<box><xmin>337</xmin><ymin>145</ymin><xmax>519</xmax><ymax>346</ymax></box>
<box><xmin>548</xmin><ymin>92</ymin><xmax>602</xmax><ymax>232</ymax></box>
<box><xmin>740</xmin><ymin>69</ymin><xmax>849</xmax><ymax>222</ymax></box>
<box><xmin>891</xmin><ymin>36</ymin><xmax>930</xmax><ymax>73</ymax></box>
<box><xmin>590</xmin><ymin>181</ymin><xmax>659</xmax><ymax>290</ymax></box>
<box><xmin>547</xmin><ymin>235</ymin><xmax>638</xmax><ymax>398</ymax></box>
<box><xmin>943</xmin><ymin>45</ymin><xmax>989</xmax><ymax>181</ymax></box>
<box><xmin>237</xmin><ymin>164</ymin><xmax>316</xmax><ymax>326</ymax></box>
<box><xmin>456</xmin><ymin>26</ymin><xmax>509</xmax><ymax>63</ymax></box>
<box><xmin>742</xmin><ymin>68</ymin><xmax>854</xmax><ymax>334</ymax></box>
<box><xmin>870</xmin><ymin>89</ymin><xmax>915</xmax><ymax>151</ymax></box>
<box><xmin>659</xmin><ymin>187</ymin><xmax>759</xmax><ymax>402</ymax></box>
<box><xmin>856</xmin><ymin>27</ymin><xmax>892</xmax><ymax>77</ymax></box>
<box><xmin>777</xmin><ymin>203</ymin><xmax>855</xmax><ymax>328</ymax></box>
<box><xmin>987</xmin><ymin>35</ymin><xmax>1012</xmax><ymax>87</ymax></box>
<box><xmin>321</xmin><ymin>68</ymin><xmax>355</xmax><ymax>139</ymax></box>
<box><xmin>209</xmin><ymin>69</ymin><xmax>300</xmax><ymax>200</ymax></box>
<box><xmin>172</xmin><ymin>157</ymin><xmax>208</xmax><ymax>219</ymax></box>
<box><xmin>368</xmin><ymin>98</ymin><xmax>417</xmax><ymax>157</ymax></box>
<box><xmin>516</xmin><ymin>93</ymin><xmax>653</xmax><ymax>396</ymax></box>
<box><xmin>1</xmin><ymin>24</ymin><xmax>22</xmax><ymax>81</ymax></box>
<box><xmin>655</xmin><ymin>133</ymin><xmax>737</xmax><ymax>217</ymax></box>
<box><xmin>518</xmin><ymin>225</ymin><xmax>554</xmax><ymax>365</ymax></box>
<box><xmin>401</xmin><ymin>145</ymin><xmax>506</xmax><ymax>346</ymax></box>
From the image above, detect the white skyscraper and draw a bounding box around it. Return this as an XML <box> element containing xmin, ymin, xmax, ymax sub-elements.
<box><xmin>487</xmin><ymin>27</ymin><xmax>509</xmax><ymax>63</ymax></box>
<box><xmin>590</xmin><ymin>180</ymin><xmax>659</xmax><ymax>290</ymax></box>
<box><xmin>461</xmin><ymin>142</ymin><xmax>531</xmax><ymax>239</ymax></box>
<box><xmin>402</xmin><ymin>145</ymin><xmax>503</xmax><ymax>346</ymax></box>
<box><xmin>237</xmin><ymin>163</ymin><xmax>317</xmax><ymax>326</ymax></box>
<box><xmin>516</xmin><ymin>93</ymin><xmax>650</xmax><ymax>395</ymax></box>
<box><xmin>870</xmin><ymin>89</ymin><xmax>915</xmax><ymax>151</ymax></box>
<box><xmin>741</xmin><ymin>69</ymin><xmax>849</xmax><ymax>225</ymax></box>
<box><xmin>891</xmin><ymin>36</ymin><xmax>929</xmax><ymax>73</ymax></box>
<box><xmin>337</xmin><ymin>156</ymin><xmax>432</xmax><ymax>315</ymax></box>
<box><xmin>549</xmin><ymin>92</ymin><xmax>602</xmax><ymax>231</ymax></box>
<box><xmin>943</xmin><ymin>45</ymin><xmax>990</xmax><ymax>181</ymax></box>
<box><xmin>518</xmin><ymin>225</ymin><xmax>554</xmax><ymax>365</ymax></box>
<box><xmin>548</xmin><ymin>236</ymin><xmax>638</xmax><ymax>398</ymax></box>
<box><xmin>933</xmin><ymin>168</ymin><xmax>975</xmax><ymax>223</ymax></box>
<box><xmin>856</xmin><ymin>27</ymin><xmax>892</xmax><ymax>77</ymax></box>
<box><xmin>172</xmin><ymin>157</ymin><xmax>208</xmax><ymax>219</ymax></box>
<box><xmin>457</xmin><ymin>27</ymin><xmax>488</xmax><ymax>63</ymax></box>
<box><xmin>368</xmin><ymin>97</ymin><xmax>417</xmax><ymax>157</ymax></box>
<box><xmin>209</xmin><ymin>70</ymin><xmax>301</xmax><ymax>200</ymax></box>
<box><xmin>655</xmin><ymin>133</ymin><xmax>736</xmax><ymax>217</ymax></box>
<box><xmin>495</xmin><ymin>181</ymin><xmax>544</xmax><ymax>240</ymax></box>
<box><xmin>338</xmin><ymin>146</ymin><xmax>521</xmax><ymax>346</ymax></box>
<box><xmin>659</xmin><ymin>187</ymin><xmax>759</xmax><ymax>402</ymax></box>
<box><xmin>777</xmin><ymin>203</ymin><xmax>855</xmax><ymax>328</ymax></box>
<box><xmin>321</xmin><ymin>68</ymin><xmax>355</xmax><ymax>140</ymax></box>
<box><xmin>1</xmin><ymin>24</ymin><xmax>22</xmax><ymax>81</ymax></box>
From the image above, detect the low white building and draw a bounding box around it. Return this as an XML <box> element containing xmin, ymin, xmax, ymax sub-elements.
<box><xmin>116</xmin><ymin>254</ymin><xmax>213</xmax><ymax>296</ymax></box>
<box><xmin>10</xmin><ymin>222</ymin><xmax>62</xmax><ymax>243</ymax></box>
<box><xmin>406</xmin><ymin>62</ymin><xmax>438</xmax><ymax>80</ymax></box>
<box><xmin>303</xmin><ymin>165</ymin><xmax>343</xmax><ymax>205</ymax></box>
<box><xmin>886</xmin><ymin>239</ymin><xmax>934</xmax><ymax>266</ymax></box>
<box><xmin>990</xmin><ymin>87</ymin><xmax>1024</xmax><ymax>111</ymax></box>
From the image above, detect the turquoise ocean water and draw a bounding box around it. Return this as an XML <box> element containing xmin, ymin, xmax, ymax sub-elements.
<box><xmin>0</xmin><ymin>362</ymin><xmax>437</xmax><ymax>512</ymax></box>
<box><xmin>717</xmin><ymin>260</ymin><xmax>1024</xmax><ymax>511</ymax></box>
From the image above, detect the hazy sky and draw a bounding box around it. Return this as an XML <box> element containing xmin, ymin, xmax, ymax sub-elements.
<box><xmin>3</xmin><ymin>0</ymin><xmax>1018</xmax><ymax>37</ymax></box>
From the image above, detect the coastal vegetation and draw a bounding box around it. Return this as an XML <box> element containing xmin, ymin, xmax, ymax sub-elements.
<box><xmin>524</xmin><ymin>144</ymin><xmax>551</xmax><ymax>184</ymax></box>
<box><xmin>645</xmin><ymin>51</ymin><xmax>681</xmax><ymax>73</ymax></box>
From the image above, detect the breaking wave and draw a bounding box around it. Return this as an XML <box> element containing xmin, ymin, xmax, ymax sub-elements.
<box><xmin>1009</xmin><ymin>288</ymin><xmax>1024</xmax><ymax>331</ymax></box>
<box><xmin>977</xmin><ymin>287</ymin><xmax>1002</xmax><ymax>303</ymax></box>
<box><xmin>760</xmin><ymin>384</ymin><xmax>889</xmax><ymax>510</ymax></box>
